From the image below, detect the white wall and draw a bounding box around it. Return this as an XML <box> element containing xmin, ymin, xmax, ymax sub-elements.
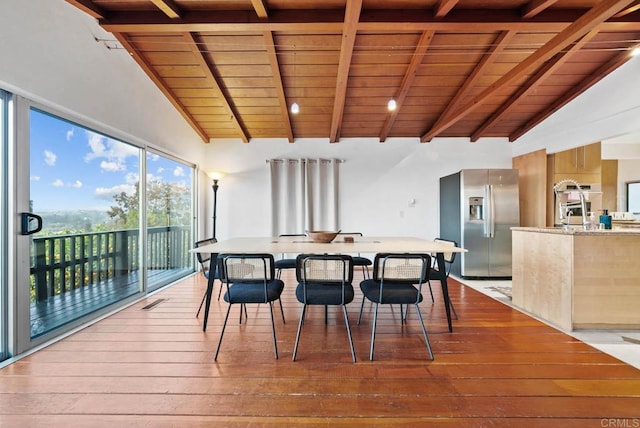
<box><xmin>512</xmin><ymin>55</ymin><xmax>640</xmax><ymax>156</ymax></box>
<box><xmin>203</xmin><ymin>137</ymin><xmax>514</xmax><ymax>241</ymax></box>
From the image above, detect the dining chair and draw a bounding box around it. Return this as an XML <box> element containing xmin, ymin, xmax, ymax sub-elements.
<box><xmin>215</xmin><ymin>253</ymin><xmax>285</xmax><ymax>360</ymax></box>
<box><xmin>194</xmin><ymin>238</ymin><xmax>221</xmax><ymax>317</ymax></box>
<box><xmin>292</xmin><ymin>254</ymin><xmax>356</xmax><ymax>362</ymax></box>
<box><xmin>337</xmin><ymin>232</ymin><xmax>372</xmax><ymax>279</ymax></box>
<box><xmin>357</xmin><ymin>253</ymin><xmax>434</xmax><ymax>361</ymax></box>
<box><xmin>427</xmin><ymin>238</ymin><xmax>459</xmax><ymax>320</ymax></box>
<box><xmin>274</xmin><ymin>234</ymin><xmax>306</xmax><ymax>279</ymax></box>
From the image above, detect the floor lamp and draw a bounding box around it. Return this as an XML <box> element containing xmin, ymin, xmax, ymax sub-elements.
<box><xmin>207</xmin><ymin>171</ymin><xmax>225</xmax><ymax>239</ymax></box>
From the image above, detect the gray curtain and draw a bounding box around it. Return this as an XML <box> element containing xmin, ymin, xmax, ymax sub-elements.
<box><xmin>269</xmin><ymin>158</ymin><xmax>340</xmax><ymax>236</ymax></box>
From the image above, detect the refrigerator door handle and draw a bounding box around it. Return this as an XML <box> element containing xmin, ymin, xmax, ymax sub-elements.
<box><xmin>483</xmin><ymin>185</ymin><xmax>489</xmax><ymax>237</ymax></box>
<box><xmin>487</xmin><ymin>184</ymin><xmax>495</xmax><ymax>238</ymax></box>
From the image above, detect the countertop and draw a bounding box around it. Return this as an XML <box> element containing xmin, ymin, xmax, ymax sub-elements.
<box><xmin>512</xmin><ymin>226</ymin><xmax>640</xmax><ymax>235</ymax></box>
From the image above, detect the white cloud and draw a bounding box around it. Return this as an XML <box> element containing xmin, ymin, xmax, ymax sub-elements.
<box><xmin>125</xmin><ymin>172</ymin><xmax>139</xmax><ymax>184</ymax></box>
<box><xmin>94</xmin><ymin>184</ymin><xmax>136</xmax><ymax>200</ymax></box>
<box><xmin>84</xmin><ymin>131</ymin><xmax>139</xmax><ymax>167</ymax></box>
<box><xmin>66</xmin><ymin>128</ymin><xmax>74</xmax><ymax>141</ymax></box>
<box><xmin>173</xmin><ymin>166</ymin><xmax>185</xmax><ymax>177</ymax></box>
<box><xmin>148</xmin><ymin>153</ymin><xmax>160</xmax><ymax>162</ymax></box>
<box><xmin>52</xmin><ymin>179</ymin><xmax>64</xmax><ymax>187</ymax></box>
<box><xmin>70</xmin><ymin>180</ymin><xmax>82</xmax><ymax>188</ymax></box>
<box><xmin>30</xmin><ymin>175</ymin><xmax>40</xmax><ymax>181</ymax></box>
<box><xmin>157</xmin><ymin>167</ymin><xmax>164</xmax><ymax>174</ymax></box>
<box><xmin>100</xmin><ymin>160</ymin><xmax>123</xmax><ymax>172</ymax></box>
<box><xmin>44</xmin><ymin>150</ymin><xmax>57</xmax><ymax>166</ymax></box>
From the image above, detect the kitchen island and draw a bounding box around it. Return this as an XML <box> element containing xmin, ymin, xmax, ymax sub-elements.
<box><xmin>512</xmin><ymin>227</ymin><xmax>640</xmax><ymax>331</ymax></box>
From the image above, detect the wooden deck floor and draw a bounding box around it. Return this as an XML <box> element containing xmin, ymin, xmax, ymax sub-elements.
<box><xmin>2</xmin><ymin>270</ymin><xmax>639</xmax><ymax>426</ymax></box>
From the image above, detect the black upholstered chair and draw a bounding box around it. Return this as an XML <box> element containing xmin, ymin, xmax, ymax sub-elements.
<box><xmin>337</xmin><ymin>232</ymin><xmax>372</xmax><ymax>279</ymax></box>
<box><xmin>357</xmin><ymin>253</ymin><xmax>434</xmax><ymax>361</ymax></box>
<box><xmin>427</xmin><ymin>238</ymin><xmax>459</xmax><ymax>320</ymax></box>
<box><xmin>274</xmin><ymin>234</ymin><xmax>306</xmax><ymax>279</ymax></box>
<box><xmin>292</xmin><ymin>254</ymin><xmax>356</xmax><ymax>362</ymax></box>
<box><xmin>194</xmin><ymin>238</ymin><xmax>221</xmax><ymax>317</ymax></box>
<box><xmin>215</xmin><ymin>253</ymin><xmax>285</xmax><ymax>360</ymax></box>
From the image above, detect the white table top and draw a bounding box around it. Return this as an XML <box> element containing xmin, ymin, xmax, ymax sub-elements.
<box><xmin>192</xmin><ymin>236</ymin><xmax>466</xmax><ymax>255</ymax></box>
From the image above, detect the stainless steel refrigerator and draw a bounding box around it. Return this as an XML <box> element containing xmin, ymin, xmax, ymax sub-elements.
<box><xmin>440</xmin><ymin>169</ymin><xmax>520</xmax><ymax>278</ymax></box>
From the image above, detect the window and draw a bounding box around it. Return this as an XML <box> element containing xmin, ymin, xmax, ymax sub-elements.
<box><xmin>145</xmin><ymin>150</ymin><xmax>194</xmax><ymax>291</ymax></box>
<box><xmin>25</xmin><ymin>106</ymin><xmax>196</xmax><ymax>339</ymax></box>
<box><xmin>28</xmin><ymin>108</ymin><xmax>143</xmax><ymax>337</ymax></box>
<box><xmin>627</xmin><ymin>181</ymin><xmax>640</xmax><ymax>213</ymax></box>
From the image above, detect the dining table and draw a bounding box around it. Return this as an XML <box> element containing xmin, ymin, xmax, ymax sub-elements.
<box><xmin>192</xmin><ymin>236</ymin><xmax>467</xmax><ymax>333</ymax></box>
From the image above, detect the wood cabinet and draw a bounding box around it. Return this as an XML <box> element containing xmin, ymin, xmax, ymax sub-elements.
<box><xmin>553</xmin><ymin>142</ymin><xmax>601</xmax><ymax>176</ymax></box>
<box><xmin>546</xmin><ymin>142</ymin><xmax>602</xmax><ymax>226</ymax></box>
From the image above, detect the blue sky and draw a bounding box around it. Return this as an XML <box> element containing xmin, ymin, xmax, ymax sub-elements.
<box><xmin>29</xmin><ymin>109</ymin><xmax>192</xmax><ymax>212</ymax></box>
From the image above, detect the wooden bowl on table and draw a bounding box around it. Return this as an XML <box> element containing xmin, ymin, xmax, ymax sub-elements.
<box><xmin>306</xmin><ymin>230</ymin><xmax>340</xmax><ymax>243</ymax></box>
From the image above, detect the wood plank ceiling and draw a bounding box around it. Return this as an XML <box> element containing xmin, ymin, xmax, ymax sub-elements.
<box><xmin>66</xmin><ymin>0</ymin><xmax>640</xmax><ymax>144</ymax></box>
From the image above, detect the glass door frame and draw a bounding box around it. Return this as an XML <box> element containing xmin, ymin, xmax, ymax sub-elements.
<box><xmin>0</xmin><ymin>89</ymin><xmax>10</xmax><ymax>362</ymax></box>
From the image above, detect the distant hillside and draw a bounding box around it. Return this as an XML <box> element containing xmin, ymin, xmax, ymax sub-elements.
<box><xmin>38</xmin><ymin>210</ymin><xmax>111</xmax><ymax>234</ymax></box>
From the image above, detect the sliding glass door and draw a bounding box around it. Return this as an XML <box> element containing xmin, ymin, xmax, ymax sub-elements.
<box><xmin>25</xmin><ymin>108</ymin><xmax>143</xmax><ymax>339</ymax></box>
<box><xmin>145</xmin><ymin>151</ymin><xmax>194</xmax><ymax>291</ymax></box>
<box><xmin>10</xmin><ymin>98</ymin><xmax>196</xmax><ymax>354</ymax></box>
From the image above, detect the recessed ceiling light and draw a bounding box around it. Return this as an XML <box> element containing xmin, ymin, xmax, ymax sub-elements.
<box><xmin>632</xmin><ymin>46</ymin><xmax>640</xmax><ymax>57</ymax></box>
<box><xmin>290</xmin><ymin>102</ymin><xmax>299</xmax><ymax>114</ymax></box>
<box><xmin>387</xmin><ymin>99</ymin><xmax>397</xmax><ymax>111</ymax></box>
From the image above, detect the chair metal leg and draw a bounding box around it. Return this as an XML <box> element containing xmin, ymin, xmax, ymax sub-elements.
<box><xmin>427</xmin><ymin>280</ymin><xmax>435</xmax><ymax>303</ymax></box>
<box><xmin>414</xmin><ymin>303</ymin><xmax>434</xmax><ymax>360</ymax></box>
<box><xmin>196</xmin><ymin>290</ymin><xmax>207</xmax><ymax>317</ymax></box>
<box><xmin>238</xmin><ymin>304</ymin><xmax>248</xmax><ymax>324</ymax></box>
<box><xmin>369</xmin><ymin>302</ymin><xmax>379</xmax><ymax>360</ymax></box>
<box><xmin>342</xmin><ymin>305</ymin><xmax>356</xmax><ymax>363</ymax></box>
<box><xmin>450</xmin><ymin>300</ymin><xmax>459</xmax><ymax>320</ymax></box>
<box><xmin>214</xmin><ymin>303</ymin><xmax>233</xmax><ymax>360</ymax></box>
<box><xmin>399</xmin><ymin>304</ymin><xmax>405</xmax><ymax>324</ymax></box>
<box><xmin>268</xmin><ymin>301</ymin><xmax>279</xmax><ymax>359</ymax></box>
<box><xmin>325</xmin><ymin>305</ymin><xmax>328</xmax><ymax>324</ymax></box>
<box><xmin>279</xmin><ymin>298</ymin><xmax>286</xmax><ymax>323</ymax></box>
<box><xmin>357</xmin><ymin>296</ymin><xmax>366</xmax><ymax>325</ymax></box>
<box><xmin>292</xmin><ymin>305</ymin><xmax>307</xmax><ymax>361</ymax></box>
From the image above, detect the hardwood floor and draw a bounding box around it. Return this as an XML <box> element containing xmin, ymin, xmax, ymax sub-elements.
<box><xmin>1</xmin><ymin>271</ymin><xmax>639</xmax><ymax>426</ymax></box>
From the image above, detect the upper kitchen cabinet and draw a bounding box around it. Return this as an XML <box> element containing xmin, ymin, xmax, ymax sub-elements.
<box><xmin>553</xmin><ymin>142</ymin><xmax>601</xmax><ymax>177</ymax></box>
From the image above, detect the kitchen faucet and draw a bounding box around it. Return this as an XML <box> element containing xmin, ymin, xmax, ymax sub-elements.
<box><xmin>553</xmin><ymin>178</ymin><xmax>589</xmax><ymax>229</ymax></box>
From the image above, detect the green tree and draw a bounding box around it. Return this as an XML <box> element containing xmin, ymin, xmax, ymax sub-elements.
<box><xmin>107</xmin><ymin>178</ymin><xmax>190</xmax><ymax>229</ymax></box>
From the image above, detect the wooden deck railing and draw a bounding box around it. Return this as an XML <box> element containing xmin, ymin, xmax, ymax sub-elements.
<box><xmin>30</xmin><ymin>226</ymin><xmax>192</xmax><ymax>302</ymax></box>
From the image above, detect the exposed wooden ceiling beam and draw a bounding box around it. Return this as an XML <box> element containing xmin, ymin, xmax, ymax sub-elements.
<box><xmin>509</xmin><ymin>47</ymin><xmax>636</xmax><ymax>142</ymax></box>
<box><xmin>379</xmin><ymin>31</ymin><xmax>435</xmax><ymax>142</ymax></box>
<box><xmin>184</xmin><ymin>32</ymin><xmax>250</xmax><ymax>143</ymax></box>
<box><xmin>435</xmin><ymin>0</ymin><xmax>459</xmax><ymax>18</ymax></box>
<box><xmin>251</xmin><ymin>0</ymin><xmax>269</xmax><ymax>19</ymax></box>
<box><xmin>149</xmin><ymin>0</ymin><xmax>181</xmax><ymax>19</ymax></box>
<box><xmin>429</xmin><ymin>30</ymin><xmax>515</xmax><ymax>140</ymax></box>
<box><xmin>471</xmin><ymin>29</ymin><xmax>599</xmax><ymax>142</ymax></box>
<box><xmin>262</xmin><ymin>31</ymin><xmax>294</xmax><ymax>142</ymax></box>
<box><xmin>522</xmin><ymin>0</ymin><xmax>558</xmax><ymax>19</ymax></box>
<box><xmin>420</xmin><ymin>0</ymin><xmax>637</xmax><ymax>142</ymax></box>
<box><xmin>614</xmin><ymin>1</ymin><xmax>640</xmax><ymax>18</ymax></box>
<box><xmin>329</xmin><ymin>0</ymin><xmax>362</xmax><ymax>143</ymax></box>
<box><xmin>111</xmin><ymin>32</ymin><xmax>209</xmax><ymax>143</ymax></box>
<box><xmin>65</xmin><ymin>0</ymin><xmax>105</xmax><ymax>19</ymax></box>
<box><xmin>100</xmin><ymin>9</ymin><xmax>640</xmax><ymax>34</ymax></box>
